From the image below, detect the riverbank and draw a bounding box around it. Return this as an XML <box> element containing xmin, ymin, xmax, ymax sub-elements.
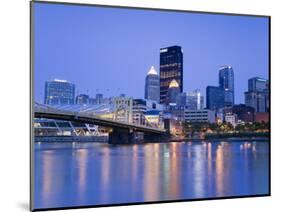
<box><xmin>204</xmin><ymin>132</ymin><xmax>269</xmax><ymax>139</ymax></box>
<box><xmin>35</xmin><ymin>135</ymin><xmax>108</xmax><ymax>143</ymax></box>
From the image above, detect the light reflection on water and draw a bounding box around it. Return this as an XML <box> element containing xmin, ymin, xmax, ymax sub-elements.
<box><xmin>34</xmin><ymin>140</ymin><xmax>269</xmax><ymax>209</ymax></box>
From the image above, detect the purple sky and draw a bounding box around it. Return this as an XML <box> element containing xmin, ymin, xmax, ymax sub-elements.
<box><xmin>34</xmin><ymin>2</ymin><xmax>269</xmax><ymax>105</ymax></box>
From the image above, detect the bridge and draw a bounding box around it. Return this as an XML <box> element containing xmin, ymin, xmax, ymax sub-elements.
<box><xmin>34</xmin><ymin>103</ymin><xmax>168</xmax><ymax>144</ymax></box>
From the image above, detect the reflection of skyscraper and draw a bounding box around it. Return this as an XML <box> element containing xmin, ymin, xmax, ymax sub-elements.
<box><xmin>206</xmin><ymin>86</ymin><xmax>224</xmax><ymax>110</ymax></box>
<box><xmin>245</xmin><ymin>77</ymin><xmax>269</xmax><ymax>112</ymax></box>
<box><xmin>160</xmin><ymin>46</ymin><xmax>183</xmax><ymax>104</ymax></box>
<box><xmin>145</xmin><ymin>66</ymin><xmax>160</xmax><ymax>102</ymax></box>
<box><xmin>167</xmin><ymin>79</ymin><xmax>180</xmax><ymax>105</ymax></box>
<box><xmin>44</xmin><ymin>79</ymin><xmax>75</xmax><ymax>105</ymax></box>
<box><xmin>219</xmin><ymin>65</ymin><xmax>234</xmax><ymax>106</ymax></box>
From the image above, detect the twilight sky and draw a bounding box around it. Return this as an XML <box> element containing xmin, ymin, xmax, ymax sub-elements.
<box><xmin>34</xmin><ymin>2</ymin><xmax>269</xmax><ymax>105</ymax></box>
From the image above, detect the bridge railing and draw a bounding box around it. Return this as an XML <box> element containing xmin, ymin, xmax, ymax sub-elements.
<box><xmin>34</xmin><ymin>103</ymin><xmax>165</xmax><ymax>131</ymax></box>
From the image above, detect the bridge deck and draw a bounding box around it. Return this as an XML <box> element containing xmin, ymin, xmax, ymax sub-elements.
<box><xmin>34</xmin><ymin>110</ymin><xmax>166</xmax><ymax>134</ymax></box>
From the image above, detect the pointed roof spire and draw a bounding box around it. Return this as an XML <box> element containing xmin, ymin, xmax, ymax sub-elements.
<box><xmin>169</xmin><ymin>79</ymin><xmax>179</xmax><ymax>88</ymax></box>
<box><xmin>147</xmin><ymin>66</ymin><xmax>158</xmax><ymax>75</ymax></box>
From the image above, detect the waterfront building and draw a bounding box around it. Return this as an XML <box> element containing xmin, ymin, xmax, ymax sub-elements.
<box><xmin>160</xmin><ymin>45</ymin><xmax>183</xmax><ymax>104</ymax></box>
<box><xmin>206</xmin><ymin>86</ymin><xmax>224</xmax><ymax>110</ymax></box>
<box><xmin>112</xmin><ymin>96</ymin><xmax>133</xmax><ymax>123</ymax></box>
<box><xmin>225</xmin><ymin>113</ymin><xmax>237</xmax><ymax>127</ymax></box>
<box><xmin>184</xmin><ymin>109</ymin><xmax>216</xmax><ymax>123</ymax></box>
<box><xmin>255</xmin><ymin>112</ymin><xmax>269</xmax><ymax>123</ymax></box>
<box><xmin>76</xmin><ymin>94</ymin><xmax>89</xmax><ymax>105</ymax></box>
<box><xmin>167</xmin><ymin>79</ymin><xmax>181</xmax><ymax>105</ymax></box>
<box><xmin>245</xmin><ymin>77</ymin><xmax>269</xmax><ymax>112</ymax></box>
<box><xmin>133</xmin><ymin>98</ymin><xmax>164</xmax><ymax>125</ymax></box>
<box><xmin>44</xmin><ymin>79</ymin><xmax>75</xmax><ymax>105</ymax></box>
<box><xmin>144</xmin><ymin>110</ymin><xmax>163</xmax><ymax>128</ymax></box>
<box><xmin>145</xmin><ymin>66</ymin><xmax>160</xmax><ymax>102</ymax></box>
<box><xmin>132</xmin><ymin>99</ymin><xmax>147</xmax><ymax>125</ymax></box>
<box><xmin>219</xmin><ymin>65</ymin><xmax>235</xmax><ymax>106</ymax></box>
<box><xmin>223</xmin><ymin>104</ymin><xmax>255</xmax><ymax>123</ymax></box>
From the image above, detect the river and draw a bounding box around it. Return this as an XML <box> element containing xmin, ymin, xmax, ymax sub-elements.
<box><xmin>34</xmin><ymin>139</ymin><xmax>269</xmax><ymax>209</ymax></box>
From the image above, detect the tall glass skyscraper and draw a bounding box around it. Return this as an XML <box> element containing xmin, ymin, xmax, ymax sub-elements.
<box><xmin>245</xmin><ymin>77</ymin><xmax>269</xmax><ymax>112</ymax></box>
<box><xmin>206</xmin><ymin>86</ymin><xmax>224</xmax><ymax>110</ymax></box>
<box><xmin>144</xmin><ymin>66</ymin><xmax>160</xmax><ymax>102</ymax></box>
<box><xmin>219</xmin><ymin>65</ymin><xmax>234</xmax><ymax>106</ymax></box>
<box><xmin>44</xmin><ymin>79</ymin><xmax>75</xmax><ymax>105</ymax></box>
<box><xmin>160</xmin><ymin>46</ymin><xmax>183</xmax><ymax>104</ymax></box>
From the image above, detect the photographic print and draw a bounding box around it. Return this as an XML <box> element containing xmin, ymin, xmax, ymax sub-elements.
<box><xmin>31</xmin><ymin>1</ymin><xmax>270</xmax><ymax>211</ymax></box>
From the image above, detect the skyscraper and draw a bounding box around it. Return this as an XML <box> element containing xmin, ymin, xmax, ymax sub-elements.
<box><xmin>160</xmin><ymin>45</ymin><xmax>183</xmax><ymax>104</ymax></box>
<box><xmin>245</xmin><ymin>77</ymin><xmax>269</xmax><ymax>112</ymax></box>
<box><xmin>219</xmin><ymin>65</ymin><xmax>234</xmax><ymax>106</ymax></box>
<box><xmin>167</xmin><ymin>79</ymin><xmax>180</xmax><ymax>105</ymax></box>
<box><xmin>186</xmin><ymin>89</ymin><xmax>204</xmax><ymax>110</ymax></box>
<box><xmin>144</xmin><ymin>66</ymin><xmax>160</xmax><ymax>102</ymax></box>
<box><xmin>44</xmin><ymin>79</ymin><xmax>75</xmax><ymax>105</ymax></box>
<box><xmin>248</xmin><ymin>77</ymin><xmax>268</xmax><ymax>92</ymax></box>
<box><xmin>206</xmin><ymin>86</ymin><xmax>224</xmax><ymax>110</ymax></box>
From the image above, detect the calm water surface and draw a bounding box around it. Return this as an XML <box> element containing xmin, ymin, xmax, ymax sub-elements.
<box><xmin>34</xmin><ymin>140</ymin><xmax>269</xmax><ymax>209</ymax></box>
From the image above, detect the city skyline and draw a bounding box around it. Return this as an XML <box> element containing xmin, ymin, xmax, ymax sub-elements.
<box><xmin>34</xmin><ymin>3</ymin><xmax>269</xmax><ymax>104</ymax></box>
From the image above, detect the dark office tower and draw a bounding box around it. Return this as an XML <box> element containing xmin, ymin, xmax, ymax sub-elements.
<box><xmin>206</xmin><ymin>86</ymin><xmax>224</xmax><ymax>110</ymax></box>
<box><xmin>44</xmin><ymin>79</ymin><xmax>75</xmax><ymax>105</ymax></box>
<box><xmin>160</xmin><ymin>45</ymin><xmax>183</xmax><ymax>104</ymax></box>
<box><xmin>145</xmin><ymin>66</ymin><xmax>160</xmax><ymax>102</ymax></box>
<box><xmin>219</xmin><ymin>65</ymin><xmax>235</xmax><ymax>106</ymax></box>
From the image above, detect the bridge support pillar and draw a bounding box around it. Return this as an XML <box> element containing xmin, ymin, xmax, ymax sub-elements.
<box><xmin>108</xmin><ymin>128</ymin><xmax>137</xmax><ymax>144</ymax></box>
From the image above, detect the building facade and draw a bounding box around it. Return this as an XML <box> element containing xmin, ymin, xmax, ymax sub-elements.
<box><xmin>219</xmin><ymin>65</ymin><xmax>235</xmax><ymax>106</ymax></box>
<box><xmin>145</xmin><ymin>66</ymin><xmax>160</xmax><ymax>102</ymax></box>
<box><xmin>167</xmin><ymin>79</ymin><xmax>180</xmax><ymax>106</ymax></box>
<box><xmin>76</xmin><ymin>94</ymin><xmax>89</xmax><ymax>105</ymax></box>
<box><xmin>132</xmin><ymin>99</ymin><xmax>147</xmax><ymax>125</ymax></box>
<box><xmin>160</xmin><ymin>45</ymin><xmax>183</xmax><ymax>104</ymax></box>
<box><xmin>184</xmin><ymin>109</ymin><xmax>216</xmax><ymax>123</ymax></box>
<box><xmin>248</xmin><ymin>77</ymin><xmax>268</xmax><ymax>92</ymax></box>
<box><xmin>245</xmin><ymin>77</ymin><xmax>269</xmax><ymax>112</ymax></box>
<box><xmin>44</xmin><ymin>79</ymin><xmax>75</xmax><ymax>105</ymax></box>
<box><xmin>225</xmin><ymin>114</ymin><xmax>237</xmax><ymax>127</ymax></box>
<box><xmin>112</xmin><ymin>96</ymin><xmax>133</xmax><ymax>123</ymax></box>
<box><xmin>206</xmin><ymin>86</ymin><xmax>224</xmax><ymax>110</ymax></box>
<box><xmin>186</xmin><ymin>89</ymin><xmax>204</xmax><ymax>110</ymax></box>
<box><xmin>223</xmin><ymin>104</ymin><xmax>255</xmax><ymax>123</ymax></box>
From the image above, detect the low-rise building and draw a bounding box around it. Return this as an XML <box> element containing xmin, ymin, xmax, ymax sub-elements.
<box><xmin>184</xmin><ymin>109</ymin><xmax>215</xmax><ymax>123</ymax></box>
<box><xmin>255</xmin><ymin>112</ymin><xmax>269</xmax><ymax>123</ymax></box>
<box><xmin>225</xmin><ymin>114</ymin><xmax>238</xmax><ymax>127</ymax></box>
